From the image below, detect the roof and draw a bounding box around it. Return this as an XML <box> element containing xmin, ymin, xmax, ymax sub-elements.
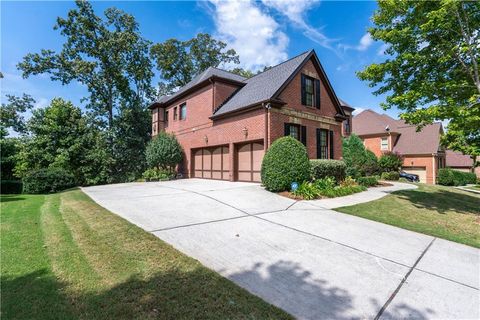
<box><xmin>339</xmin><ymin>99</ymin><xmax>355</xmax><ymax>112</ymax></box>
<box><xmin>155</xmin><ymin>67</ymin><xmax>246</xmax><ymax>106</ymax></box>
<box><xmin>445</xmin><ymin>150</ymin><xmax>474</xmax><ymax>167</ymax></box>
<box><xmin>213</xmin><ymin>51</ymin><xmax>310</xmax><ymax>116</ymax></box>
<box><xmin>352</xmin><ymin>109</ymin><xmax>443</xmax><ymax>155</ymax></box>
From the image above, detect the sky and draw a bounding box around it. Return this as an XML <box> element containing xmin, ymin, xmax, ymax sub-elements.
<box><xmin>1</xmin><ymin>0</ymin><xmax>398</xmax><ymax>118</ymax></box>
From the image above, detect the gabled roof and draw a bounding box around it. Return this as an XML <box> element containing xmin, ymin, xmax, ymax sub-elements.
<box><xmin>213</xmin><ymin>50</ymin><xmax>346</xmax><ymax>118</ymax></box>
<box><xmin>352</xmin><ymin>109</ymin><xmax>443</xmax><ymax>155</ymax></box>
<box><xmin>446</xmin><ymin>150</ymin><xmax>474</xmax><ymax>167</ymax></box>
<box><xmin>154</xmin><ymin>67</ymin><xmax>246</xmax><ymax>106</ymax></box>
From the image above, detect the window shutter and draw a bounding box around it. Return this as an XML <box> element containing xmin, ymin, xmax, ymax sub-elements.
<box><xmin>316</xmin><ymin>129</ymin><xmax>321</xmax><ymax>159</ymax></box>
<box><xmin>301</xmin><ymin>126</ymin><xmax>307</xmax><ymax>146</ymax></box>
<box><xmin>301</xmin><ymin>74</ymin><xmax>306</xmax><ymax>105</ymax></box>
<box><xmin>315</xmin><ymin>79</ymin><xmax>320</xmax><ymax>109</ymax></box>
<box><xmin>329</xmin><ymin>130</ymin><xmax>334</xmax><ymax>159</ymax></box>
<box><xmin>284</xmin><ymin>123</ymin><xmax>290</xmax><ymax>136</ymax></box>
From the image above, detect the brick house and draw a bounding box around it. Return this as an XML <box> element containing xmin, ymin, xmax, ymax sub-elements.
<box><xmin>445</xmin><ymin>150</ymin><xmax>480</xmax><ymax>178</ymax></box>
<box><xmin>352</xmin><ymin>109</ymin><xmax>446</xmax><ymax>184</ymax></box>
<box><xmin>149</xmin><ymin>50</ymin><xmax>350</xmax><ymax>182</ymax></box>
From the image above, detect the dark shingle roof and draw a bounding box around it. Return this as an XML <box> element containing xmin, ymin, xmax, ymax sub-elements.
<box><xmin>213</xmin><ymin>51</ymin><xmax>311</xmax><ymax>116</ymax></box>
<box><xmin>352</xmin><ymin>109</ymin><xmax>443</xmax><ymax>155</ymax></box>
<box><xmin>156</xmin><ymin>67</ymin><xmax>246</xmax><ymax>105</ymax></box>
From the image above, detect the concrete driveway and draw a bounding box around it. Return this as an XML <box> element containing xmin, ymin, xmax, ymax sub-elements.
<box><xmin>83</xmin><ymin>179</ymin><xmax>479</xmax><ymax>320</ymax></box>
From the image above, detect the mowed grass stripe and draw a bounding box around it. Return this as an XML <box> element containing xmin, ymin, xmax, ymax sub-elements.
<box><xmin>1</xmin><ymin>190</ymin><xmax>292</xmax><ymax>320</ymax></box>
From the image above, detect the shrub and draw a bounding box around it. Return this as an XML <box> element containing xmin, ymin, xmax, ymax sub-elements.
<box><xmin>313</xmin><ymin>177</ymin><xmax>336</xmax><ymax>191</ymax></box>
<box><xmin>378</xmin><ymin>151</ymin><xmax>403</xmax><ymax>172</ymax></box>
<box><xmin>357</xmin><ymin>176</ymin><xmax>378</xmax><ymax>187</ymax></box>
<box><xmin>319</xmin><ymin>185</ymin><xmax>367</xmax><ymax>198</ymax></box>
<box><xmin>0</xmin><ymin>180</ymin><xmax>23</xmax><ymax>194</ymax></box>
<box><xmin>261</xmin><ymin>137</ymin><xmax>310</xmax><ymax>192</ymax></box>
<box><xmin>146</xmin><ymin>132</ymin><xmax>183</xmax><ymax>171</ymax></box>
<box><xmin>381</xmin><ymin>171</ymin><xmax>400</xmax><ymax>181</ymax></box>
<box><xmin>23</xmin><ymin>168</ymin><xmax>75</xmax><ymax>194</ymax></box>
<box><xmin>142</xmin><ymin>168</ymin><xmax>175</xmax><ymax>182</ymax></box>
<box><xmin>342</xmin><ymin>135</ymin><xmax>379</xmax><ymax>177</ymax></box>
<box><xmin>292</xmin><ymin>181</ymin><xmax>321</xmax><ymax>200</ymax></box>
<box><xmin>437</xmin><ymin>168</ymin><xmax>476</xmax><ymax>186</ymax></box>
<box><xmin>310</xmin><ymin>159</ymin><xmax>346</xmax><ymax>183</ymax></box>
<box><xmin>340</xmin><ymin>176</ymin><xmax>358</xmax><ymax>187</ymax></box>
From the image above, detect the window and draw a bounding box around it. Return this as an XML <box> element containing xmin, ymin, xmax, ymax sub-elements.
<box><xmin>305</xmin><ymin>77</ymin><xmax>314</xmax><ymax>106</ymax></box>
<box><xmin>284</xmin><ymin>123</ymin><xmax>307</xmax><ymax>146</ymax></box>
<box><xmin>164</xmin><ymin>110</ymin><xmax>169</xmax><ymax>127</ymax></box>
<box><xmin>344</xmin><ymin>118</ymin><xmax>350</xmax><ymax>134</ymax></box>
<box><xmin>173</xmin><ymin>107</ymin><xmax>178</xmax><ymax>120</ymax></box>
<box><xmin>301</xmin><ymin>74</ymin><xmax>320</xmax><ymax>108</ymax></box>
<box><xmin>381</xmin><ymin>137</ymin><xmax>388</xmax><ymax>150</ymax></box>
<box><xmin>317</xmin><ymin>129</ymin><xmax>328</xmax><ymax>159</ymax></box>
<box><xmin>180</xmin><ymin>103</ymin><xmax>186</xmax><ymax>120</ymax></box>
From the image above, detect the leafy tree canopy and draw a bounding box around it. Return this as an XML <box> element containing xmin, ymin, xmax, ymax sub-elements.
<box><xmin>357</xmin><ymin>0</ymin><xmax>480</xmax><ymax>155</ymax></box>
<box><xmin>151</xmin><ymin>33</ymin><xmax>240</xmax><ymax>93</ymax></box>
<box><xmin>0</xmin><ymin>94</ymin><xmax>35</xmax><ymax>138</ymax></box>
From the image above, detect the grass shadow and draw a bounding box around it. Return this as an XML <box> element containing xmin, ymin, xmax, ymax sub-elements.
<box><xmin>0</xmin><ymin>195</ymin><xmax>26</xmax><ymax>203</ymax></box>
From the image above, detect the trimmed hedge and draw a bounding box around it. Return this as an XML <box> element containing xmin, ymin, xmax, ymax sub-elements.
<box><xmin>310</xmin><ymin>159</ymin><xmax>346</xmax><ymax>183</ymax></box>
<box><xmin>438</xmin><ymin>168</ymin><xmax>477</xmax><ymax>186</ymax></box>
<box><xmin>261</xmin><ymin>137</ymin><xmax>310</xmax><ymax>192</ymax></box>
<box><xmin>378</xmin><ymin>152</ymin><xmax>403</xmax><ymax>172</ymax></box>
<box><xmin>1</xmin><ymin>180</ymin><xmax>23</xmax><ymax>194</ymax></box>
<box><xmin>23</xmin><ymin>168</ymin><xmax>75</xmax><ymax>194</ymax></box>
<box><xmin>381</xmin><ymin>171</ymin><xmax>400</xmax><ymax>181</ymax></box>
<box><xmin>357</xmin><ymin>176</ymin><xmax>378</xmax><ymax>187</ymax></box>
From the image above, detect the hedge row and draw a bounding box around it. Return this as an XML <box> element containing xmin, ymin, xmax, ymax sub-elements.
<box><xmin>1</xmin><ymin>180</ymin><xmax>23</xmax><ymax>194</ymax></box>
<box><xmin>23</xmin><ymin>168</ymin><xmax>75</xmax><ymax>194</ymax></box>
<box><xmin>310</xmin><ymin>159</ymin><xmax>346</xmax><ymax>183</ymax></box>
<box><xmin>437</xmin><ymin>168</ymin><xmax>477</xmax><ymax>186</ymax></box>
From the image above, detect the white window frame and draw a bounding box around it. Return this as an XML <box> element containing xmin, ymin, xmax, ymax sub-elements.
<box><xmin>381</xmin><ymin>137</ymin><xmax>388</xmax><ymax>150</ymax></box>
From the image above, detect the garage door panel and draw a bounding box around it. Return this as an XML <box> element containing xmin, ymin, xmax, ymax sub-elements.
<box><xmin>403</xmin><ymin>167</ymin><xmax>427</xmax><ymax>183</ymax></box>
<box><xmin>235</xmin><ymin>141</ymin><xmax>264</xmax><ymax>182</ymax></box>
<box><xmin>193</xmin><ymin>146</ymin><xmax>229</xmax><ymax>181</ymax></box>
<box><xmin>194</xmin><ymin>150</ymin><xmax>203</xmax><ymax>170</ymax></box>
<box><xmin>222</xmin><ymin>147</ymin><xmax>230</xmax><ymax>171</ymax></box>
<box><xmin>203</xmin><ymin>149</ymin><xmax>212</xmax><ymax>170</ymax></box>
<box><xmin>238</xmin><ymin>144</ymin><xmax>252</xmax><ymax>171</ymax></box>
<box><xmin>252</xmin><ymin>143</ymin><xmax>263</xmax><ymax>172</ymax></box>
<box><xmin>212</xmin><ymin>148</ymin><xmax>222</xmax><ymax>170</ymax></box>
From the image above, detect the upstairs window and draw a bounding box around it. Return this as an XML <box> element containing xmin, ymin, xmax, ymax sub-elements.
<box><xmin>164</xmin><ymin>110</ymin><xmax>169</xmax><ymax>127</ymax></box>
<box><xmin>180</xmin><ymin>103</ymin><xmax>186</xmax><ymax>120</ymax></box>
<box><xmin>301</xmin><ymin>74</ymin><xmax>320</xmax><ymax>108</ymax></box>
<box><xmin>381</xmin><ymin>137</ymin><xmax>388</xmax><ymax>150</ymax></box>
<box><xmin>173</xmin><ymin>107</ymin><xmax>178</xmax><ymax>120</ymax></box>
<box><xmin>344</xmin><ymin>118</ymin><xmax>351</xmax><ymax>134</ymax></box>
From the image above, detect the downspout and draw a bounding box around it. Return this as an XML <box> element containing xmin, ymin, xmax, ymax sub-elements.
<box><xmin>432</xmin><ymin>153</ymin><xmax>437</xmax><ymax>185</ymax></box>
<box><xmin>264</xmin><ymin>102</ymin><xmax>272</xmax><ymax>151</ymax></box>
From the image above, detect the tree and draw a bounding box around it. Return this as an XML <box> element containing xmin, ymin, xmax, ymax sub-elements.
<box><xmin>145</xmin><ymin>132</ymin><xmax>183</xmax><ymax>171</ymax></box>
<box><xmin>0</xmin><ymin>94</ymin><xmax>35</xmax><ymax>138</ymax></box>
<box><xmin>151</xmin><ymin>33</ymin><xmax>239</xmax><ymax>93</ymax></box>
<box><xmin>17</xmin><ymin>0</ymin><xmax>154</xmax><ymax>129</ymax></box>
<box><xmin>357</xmin><ymin>1</ymin><xmax>480</xmax><ymax>154</ymax></box>
<box><xmin>378</xmin><ymin>151</ymin><xmax>404</xmax><ymax>172</ymax></box>
<box><xmin>229</xmin><ymin>68</ymin><xmax>255</xmax><ymax>79</ymax></box>
<box><xmin>342</xmin><ymin>134</ymin><xmax>379</xmax><ymax>177</ymax></box>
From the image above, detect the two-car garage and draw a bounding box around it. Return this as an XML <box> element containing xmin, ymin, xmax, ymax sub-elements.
<box><xmin>192</xmin><ymin>141</ymin><xmax>264</xmax><ymax>182</ymax></box>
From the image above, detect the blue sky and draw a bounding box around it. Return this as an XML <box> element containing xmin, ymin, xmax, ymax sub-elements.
<box><xmin>1</xmin><ymin>0</ymin><xmax>397</xmax><ymax>117</ymax></box>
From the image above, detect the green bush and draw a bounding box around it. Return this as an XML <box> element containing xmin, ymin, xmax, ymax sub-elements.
<box><xmin>310</xmin><ymin>159</ymin><xmax>346</xmax><ymax>183</ymax></box>
<box><xmin>23</xmin><ymin>168</ymin><xmax>75</xmax><ymax>194</ymax></box>
<box><xmin>342</xmin><ymin>135</ymin><xmax>379</xmax><ymax>177</ymax></box>
<box><xmin>340</xmin><ymin>176</ymin><xmax>358</xmax><ymax>187</ymax></box>
<box><xmin>378</xmin><ymin>151</ymin><xmax>403</xmax><ymax>172</ymax></box>
<box><xmin>146</xmin><ymin>132</ymin><xmax>183</xmax><ymax>171</ymax></box>
<box><xmin>261</xmin><ymin>137</ymin><xmax>310</xmax><ymax>192</ymax></box>
<box><xmin>292</xmin><ymin>181</ymin><xmax>321</xmax><ymax>200</ymax></box>
<box><xmin>357</xmin><ymin>176</ymin><xmax>378</xmax><ymax>187</ymax></box>
<box><xmin>437</xmin><ymin>168</ymin><xmax>476</xmax><ymax>186</ymax></box>
<box><xmin>381</xmin><ymin>171</ymin><xmax>400</xmax><ymax>181</ymax></box>
<box><xmin>142</xmin><ymin>168</ymin><xmax>175</xmax><ymax>182</ymax></box>
<box><xmin>0</xmin><ymin>180</ymin><xmax>23</xmax><ymax>194</ymax></box>
<box><xmin>318</xmin><ymin>185</ymin><xmax>366</xmax><ymax>198</ymax></box>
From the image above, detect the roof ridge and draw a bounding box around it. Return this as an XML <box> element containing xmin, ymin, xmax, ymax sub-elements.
<box><xmin>243</xmin><ymin>50</ymin><xmax>312</xmax><ymax>81</ymax></box>
<box><xmin>209</xmin><ymin>66</ymin><xmax>246</xmax><ymax>79</ymax></box>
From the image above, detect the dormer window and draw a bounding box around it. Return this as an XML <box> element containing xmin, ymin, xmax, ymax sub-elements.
<box><xmin>180</xmin><ymin>103</ymin><xmax>187</xmax><ymax>120</ymax></box>
<box><xmin>301</xmin><ymin>74</ymin><xmax>320</xmax><ymax>108</ymax></box>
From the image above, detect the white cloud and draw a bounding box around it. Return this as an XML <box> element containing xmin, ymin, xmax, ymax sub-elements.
<box><xmin>261</xmin><ymin>0</ymin><xmax>334</xmax><ymax>49</ymax></box>
<box><xmin>352</xmin><ymin>107</ymin><xmax>365</xmax><ymax>116</ymax></box>
<box><xmin>207</xmin><ymin>0</ymin><xmax>289</xmax><ymax>71</ymax></box>
<box><xmin>340</xmin><ymin>33</ymin><xmax>373</xmax><ymax>52</ymax></box>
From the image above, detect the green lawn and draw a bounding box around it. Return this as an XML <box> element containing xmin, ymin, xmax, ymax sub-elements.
<box><xmin>336</xmin><ymin>184</ymin><xmax>480</xmax><ymax>248</ymax></box>
<box><xmin>1</xmin><ymin>189</ymin><xmax>291</xmax><ymax>320</ymax></box>
<box><xmin>465</xmin><ymin>185</ymin><xmax>480</xmax><ymax>191</ymax></box>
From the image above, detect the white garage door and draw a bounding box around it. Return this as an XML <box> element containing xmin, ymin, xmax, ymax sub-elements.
<box><xmin>402</xmin><ymin>167</ymin><xmax>427</xmax><ymax>183</ymax></box>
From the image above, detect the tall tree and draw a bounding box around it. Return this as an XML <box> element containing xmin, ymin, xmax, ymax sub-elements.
<box><xmin>151</xmin><ymin>33</ymin><xmax>239</xmax><ymax>92</ymax></box>
<box><xmin>17</xmin><ymin>0</ymin><xmax>154</xmax><ymax>129</ymax></box>
<box><xmin>357</xmin><ymin>0</ymin><xmax>480</xmax><ymax>153</ymax></box>
<box><xmin>0</xmin><ymin>94</ymin><xmax>35</xmax><ymax>138</ymax></box>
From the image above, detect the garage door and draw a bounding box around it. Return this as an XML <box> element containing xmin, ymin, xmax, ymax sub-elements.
<box><xmin>402</xmin><ymin>166</ymin><xmax>427</xmax><ymax>183</ymax></box>
<box><xmin>193</xmin><ymin>146</ymin><xmax>229</xmax><ymax>180</ymax></box>
<box><xmin>236</xmin><ymin>142</ymin><xmax>264</xmax><ymax>182</ymax></box>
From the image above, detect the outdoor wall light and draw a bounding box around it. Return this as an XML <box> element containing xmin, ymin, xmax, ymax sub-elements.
<box><xmin>242</xmin><ymin>127</ymin><xmax>248</xmax><ymax>138</ymax></box>
<box><xmin>204</xmin><ymin>135</ymin><xmax>208</xmax><ymax>144</ymax></box>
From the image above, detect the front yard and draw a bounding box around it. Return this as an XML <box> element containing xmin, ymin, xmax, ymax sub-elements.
<box><xmin>0</xmin><ymin>190</ymin><xmax>291</xmax><ymax>320</ymax></box>
<box><xmin>336</xmin><ymin>184</ymin><xmax>480</xmax><ymax>248</ymax></box>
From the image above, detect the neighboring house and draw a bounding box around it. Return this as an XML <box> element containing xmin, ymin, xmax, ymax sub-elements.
<box><xmin>352</xmin><ymin>109</ymin><xmax>445</xmax><ymax>184</ymax></box>
<box><xmin>149</xmin><ymin>50</ymin><xmax>350</xmax><ymax>182</ymax></box>
<box><xmin>445</xmin><ymin>150</ymin><xmax>480</xmax><ymax>178</ymax></box>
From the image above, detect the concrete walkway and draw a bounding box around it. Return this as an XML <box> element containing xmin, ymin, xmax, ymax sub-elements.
<box><xmin>83</xmin><ymin>179</ymin><xmax>479</xmax><ymax>320</ymax></box>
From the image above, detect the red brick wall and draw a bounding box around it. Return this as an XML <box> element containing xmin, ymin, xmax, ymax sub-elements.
<box><xmin>402</xmin><ymin>155</ymin><xmax>437</xmax><ymax>184</ymax></box>
<box><xmin>214</xmin><ymin>82</ymin><xmax>239</xmax><ymax>111</ymax></box>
